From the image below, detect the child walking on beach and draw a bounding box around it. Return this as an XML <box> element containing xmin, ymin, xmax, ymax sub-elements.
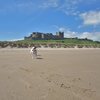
<box><xmin>30</xmin><ymin>46</ymin><xmax>37</xmax><ymax>59</ymax></box>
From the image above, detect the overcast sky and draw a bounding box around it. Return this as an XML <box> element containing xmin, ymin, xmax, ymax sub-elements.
<box><xmin>0</xmin><ymin>0</ymin><xmax>100</xmax><ymax>41</ymax></box>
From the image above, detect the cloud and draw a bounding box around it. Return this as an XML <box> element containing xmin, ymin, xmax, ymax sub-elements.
<box><xmin>80</xmin><ymin>11</ymin><xmax>100</xmax><ymax>25</ymax></box>
<box><xmin>39</xmin><ymin>0</ymin><xmax>100</xmax><ymax>16</ymax></box>
<box><xmin>0</xmin><ymin>0</ymin><xmax>82</xmax><ymax>15</ymax></box>
<box><xmin>0</xmin><ymin>0</ymin><xmax>60</xmax><ymax>14</ymax></box>
<box><xmin>0</xmin><ymin>0</ymin><xmax>99</xmax><ymax>16</ymax></box>
<box><xmin>58</xmin><ymin>0</ymin><xmax>100</xmax><ymax>16</ymax></box>
<box><xmin>0</xmin><ymin>1</ymin><xmax>35</xmax><ymax>13</ymax></box>
<box><xmin>57</xmin><ymin>26</ymin><xmax>100</xmax><ymax>41</ymax></box>
<box><xmin>65</xmin><ymin>31</ymin><xmax>78</xmax><ymax>38</ymax></box>
<box><xmin>79</xmin><ymin>32</ymin><xmax>100</xmax><ymax>41</ymax></box>
<box><xmin>58</xmin><ymin>0</ymin><xmax>83</xmax><ymax>15</ymax></box>
<box><xmin>10</xmin><ymin>38</ymin><xmax>24</xmax><ymax>41</ymax></box>
<box><xmin>39</xmin><ymin>0</ymin><xmax>59</xmax><ymax>8</ymax></box>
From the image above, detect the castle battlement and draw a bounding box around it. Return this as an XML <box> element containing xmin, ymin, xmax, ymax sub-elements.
<box><xmin>24</xmin><ymin>31</ymin><xmax>64</xmax><ymax>40</ymax></box>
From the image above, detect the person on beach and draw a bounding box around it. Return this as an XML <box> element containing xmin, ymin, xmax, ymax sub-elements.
<box><xmin>30</xmin><ymin>46</ymin><xmax>37</xmax><ymax>59</ymax></box>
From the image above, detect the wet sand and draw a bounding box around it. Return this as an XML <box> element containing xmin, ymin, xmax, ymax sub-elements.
<box><xmin>0</xmin><ymin>48</ymin><xmax>100</xmax><ymax>100</ymax></box>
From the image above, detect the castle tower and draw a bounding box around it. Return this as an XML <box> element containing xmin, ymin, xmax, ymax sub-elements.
<box><xmin>56</xmin><ymin>31</ymin><xmax>64</xmax><ymax>39</ymax></box>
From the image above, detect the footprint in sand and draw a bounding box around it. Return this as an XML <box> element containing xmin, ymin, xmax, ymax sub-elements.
<box><xmin>20</xmin><ymin>67</ymin><xmax>31</xmax><ymax>73</ymax></box>
<box><xmin>40</xmin><ymin>73</ymin><xmax>97</xmax><ymax>99</ymax></box>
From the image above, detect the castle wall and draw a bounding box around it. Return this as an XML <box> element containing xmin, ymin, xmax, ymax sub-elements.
<box><xmin>24</xmin><ymin>31</ymin><xmax>64</xmax><ymax>40</ymax></box>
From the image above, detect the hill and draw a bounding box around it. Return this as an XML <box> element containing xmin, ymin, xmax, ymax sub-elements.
<box><xmin>0</xmin><ymin>38</ymin><xmax>100</xmax><ymax>48</ymax></box>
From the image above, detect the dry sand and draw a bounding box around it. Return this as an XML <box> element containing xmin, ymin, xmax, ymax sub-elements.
<box><xmin>0</xmin><ymin>48</ymin><xmax>100</xmax><ymax>100</ymax></box>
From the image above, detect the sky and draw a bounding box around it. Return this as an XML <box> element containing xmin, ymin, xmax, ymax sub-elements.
<box><xmin>0</xmin><ymin>0</ymin><xmax>100</xmax><ymax>41</ymax></box>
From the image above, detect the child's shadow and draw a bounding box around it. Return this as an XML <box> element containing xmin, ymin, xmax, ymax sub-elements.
<box><xmin>37</xmin><ymin>57</ymin><xmax>43</xmax><ymax>59</ymax></box>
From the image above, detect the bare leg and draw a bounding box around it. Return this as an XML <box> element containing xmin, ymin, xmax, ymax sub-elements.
<box><xmin>32</xmin><ymin>52</ymin><xmax>37</xmax><ymax>59</ymax></box>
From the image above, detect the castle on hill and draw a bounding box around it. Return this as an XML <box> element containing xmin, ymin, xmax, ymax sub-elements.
<box><xmin>24</xmin><ymin>31</ymin><xmax>64</xmax><ymax>40</ymax></box>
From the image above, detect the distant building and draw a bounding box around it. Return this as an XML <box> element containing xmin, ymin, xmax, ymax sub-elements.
<box><xmin>56</xmin><ymin>31</ymin><xmax>64</xmax><ymax>39</ymax></box>
<box><xmin>24</xmin><ymin>31</ymin><xmax>64</xmax><ymax>40</ymax></box>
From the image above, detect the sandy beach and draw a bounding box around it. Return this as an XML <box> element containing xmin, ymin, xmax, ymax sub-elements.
<box><xmin>0</xmin><ymin>48</ymin><xmax>100</xmax><ymax>100</ymax></box>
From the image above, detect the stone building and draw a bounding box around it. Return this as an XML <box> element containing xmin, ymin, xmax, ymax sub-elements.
<box><xmin>24</xmin><ymin>31</ymin><xmax>64</xmax><ymax>40</ymax></box>
<box><xmin>56</xmin><ymin>31</ymin><xmax>64</xmax><ymax>39</ymax></box>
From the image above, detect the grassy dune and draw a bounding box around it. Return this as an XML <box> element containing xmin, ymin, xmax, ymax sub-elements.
<box><xmin>0</xmin><ymin>38</ymin><xmax>100</xmax><ymax>48</ymax></box>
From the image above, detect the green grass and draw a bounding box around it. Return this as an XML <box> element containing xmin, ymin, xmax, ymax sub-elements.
<box><xmin>16</xmin><ymin>38</ymin><xmax>100</xmax><ymax>45</ymax></box>
<box><xmin>0</xmin><ymin>38</ymin><xmax>100</xmax><ymax>48</ymax></box>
